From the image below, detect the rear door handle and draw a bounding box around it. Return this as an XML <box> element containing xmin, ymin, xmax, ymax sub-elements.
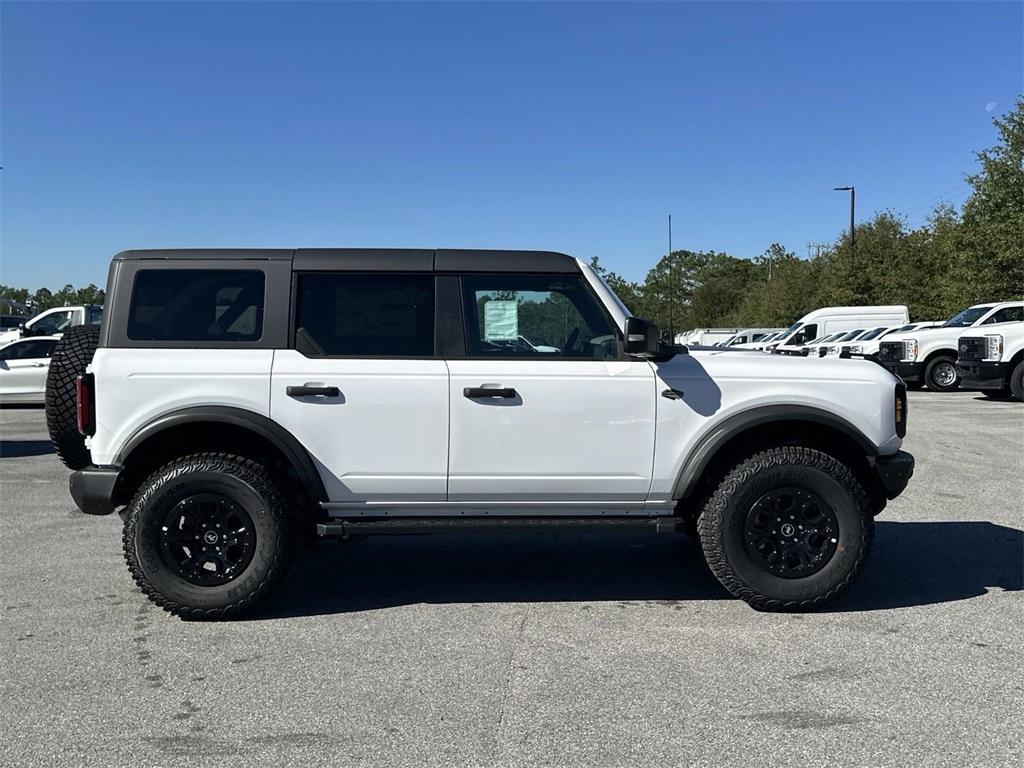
<box><xmin>287</xmin><ymin>385</ymin><xmax>340</xmax><ymax>398</ymax></box>
<box><xmin>464</xmin><ymin>387</ymin><xmax>518</xmax><ymax>399</ymax></box>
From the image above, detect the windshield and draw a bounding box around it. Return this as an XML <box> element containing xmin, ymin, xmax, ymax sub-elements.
<box><xmin>776</xmin><ymin>321</ymin><xmax>802</xmax><ymax>342</ymax></box>
<box><xmin>836</xmin><ymin>329</ymin><xmax>865</xmax><ymax>342</ymax></box>
<box><xmin>943</xmin><ymin>306</ymin><xmax>990</xmax><ymax>328</ymax></box>
<box><xmin>859</xmin><ymin>326</ymin><xmax>887</xmax><ymax>341</ymax></box>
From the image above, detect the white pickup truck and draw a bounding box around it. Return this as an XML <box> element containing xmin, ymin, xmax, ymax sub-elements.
<box><xmin>878</xmin><ymin>302</ymin><xmax>1024</xmax><ymax>390</ymax></box>
<box><xmin>955</xmin><ymin>321</ymin><xmax>1024</xmax><ymax>401</ymax></box>
<box><xmin>0</xmin><ymin>304</ymin><xmax>103</xmax><ymax>346</ymax></box>
<box><xmin>48</xmin><ymin>248</ymin><xmax>914</xmax><ymax>620</ymax></box>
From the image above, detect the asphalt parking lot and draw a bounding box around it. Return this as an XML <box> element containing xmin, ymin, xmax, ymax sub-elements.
<box><xmin>1</xmin><ymin>392</ymin><xmax>1021</xmax><ymax>768</ymax></box>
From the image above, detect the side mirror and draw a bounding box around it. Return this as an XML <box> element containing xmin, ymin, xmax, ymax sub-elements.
<box><xmin>624</xmin><ymin>317</ymin><xmax>661</xmax><ymax>357</ymax></box>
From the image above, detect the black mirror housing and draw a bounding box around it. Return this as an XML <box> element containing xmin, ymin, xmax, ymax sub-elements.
<box><xmin>624</xmin><ymin>317</ymin><xmax>661</xmax><ymax>356</ymax></box>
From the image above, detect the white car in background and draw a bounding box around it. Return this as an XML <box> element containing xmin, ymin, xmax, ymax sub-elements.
<box><xmin>0</xmin><ymin>335</ymin><xmax>61</xmax><ymax>404</ymax></box>
<box><xmin>0</xmin><ymin>304</ymin><xmax>103</xmax><ymax>346</ymax></box>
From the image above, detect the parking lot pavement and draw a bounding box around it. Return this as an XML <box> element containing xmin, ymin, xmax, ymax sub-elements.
<box><xmin>0</xmin><ymin>393</ymin><xmax>1021</xmax><ymax>768</ymax></box>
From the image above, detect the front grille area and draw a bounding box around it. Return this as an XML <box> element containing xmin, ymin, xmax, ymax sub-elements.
<box><xmin>957</xmin><ymin>337</ymin><xmax>986</xmax><ymax>362</ymax></box>
<box><xmin>878</xmin><ymin>341</ymin><xmax>903</xmax><ymax>362</ymax></box>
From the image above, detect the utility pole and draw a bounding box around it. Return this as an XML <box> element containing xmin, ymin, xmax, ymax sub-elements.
<box><xmin>833</xmin><ymin>186</ymin><xmax>855</xmax><ymax>258</ymax></box>
<box><xmin>667</xmin><ymin>214</ymin><xmax>674</xmax><ymax>343</ymax></box>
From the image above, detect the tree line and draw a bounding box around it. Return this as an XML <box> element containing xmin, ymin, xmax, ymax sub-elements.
<box><xmin>0</xmin><ymin>283</ymin><xmax>105</xmax><ymax>315</ymax></box>
<box><xmin>591</xmin><ymin>98</ymin><xmax>1023</xmax><ymax>337</ymax></box>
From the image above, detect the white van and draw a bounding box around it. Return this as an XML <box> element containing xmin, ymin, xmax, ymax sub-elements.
<box><xmin>768</xmin><ymin>306</ymin><xmax>910</xmax><ymax>353</ymax></box>
<box><xmin>678</xmin><ymin>328</ymin><xmax>741</xmax><ymax>346</ymax></box>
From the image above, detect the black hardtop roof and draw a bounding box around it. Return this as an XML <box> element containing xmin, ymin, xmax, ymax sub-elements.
<box><xmin>112</xmin><ymin>248</ymin><xmax>580</xmax><ymax>274</ymax></box>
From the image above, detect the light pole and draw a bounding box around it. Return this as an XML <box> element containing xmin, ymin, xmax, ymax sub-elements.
<box><xmin>833</xmin><ymin>186</ymin><xmax>855</xmax><ymax>258</ymax></box>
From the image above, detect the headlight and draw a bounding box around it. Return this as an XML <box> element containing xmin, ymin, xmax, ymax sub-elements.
<box><xmin>826</xmin><ymin>345</ymin><xmax>839</xmax><ymax>355</ymax></box>
<box><xmin>904</xmin><ymin>339</ymin><xmax>919</xmax><ymax>361</ymax></box>
<box><xmin>849</xmin><ymin>344</ymin><xmax>863</xmax><ymax>354</ymax></box>
<box><xmin>986</xmin><ymin>334</ymin><xmax>1003</xmax><ymax>360</ymax></box>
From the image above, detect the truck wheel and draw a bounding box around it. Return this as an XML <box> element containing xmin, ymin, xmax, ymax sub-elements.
<box><xmin>1011</xmin><ymin>362</ymin><xmax>1024</xmax><ymax>402</ymax></box>
<box><xmin>697</xmin><ymin>446</ymin><xmax>874</xmax><ymax>611</ymax></box>
<box><xmin>45</xmin><ymin>325</ymin><xmax>101</xmax><ymax>470</ymax></box>
<box><xmin>924</xmin><ymin>355</ymin><xmax>959</xmax><ymax>392</ymax></box>
<box><xmin>123</xmin><ymin>452</ymin><xmax>300</xmax><ymax>619</ymax></box>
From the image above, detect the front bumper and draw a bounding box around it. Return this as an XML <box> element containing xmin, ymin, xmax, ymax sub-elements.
<box><xmin>69</xmin><ymin>466</ymin><xmax>122</xmax><ymax>516</ymax></box>
<box><xmin>880</xmin><ymin>360</ymin><xmax>923</xmax><ymax>383</ymax></box>
<box><xmin>955</xmin><ymin>361</ymin><xmax>1010</xmax><ymax>391</ymax></box>
<box><xmin>871</xmin><ymin>451</ymin><xmax>915</xmax><ymax>500</ymax></box>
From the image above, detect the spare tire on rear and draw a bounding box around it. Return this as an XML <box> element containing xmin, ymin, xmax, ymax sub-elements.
<box><xmin>46</xmin><ymin>325</ymin><xmax>101</xmax><ymax>470</ymax></box>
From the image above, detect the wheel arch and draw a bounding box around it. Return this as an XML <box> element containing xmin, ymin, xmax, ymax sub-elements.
<box><xmin>673</xmin><ymin>405</ymin><xmax>881</xmax><ymax>506</ymax></box>
<box><xmin>922</xmin><ymin>347</ymin><xmax>957</xmax><ymax>366</ymax></box>
<box><xmin>113</xmin><ymin>406</ymin><xmax>327</xmax><ymax>507</ymax></box>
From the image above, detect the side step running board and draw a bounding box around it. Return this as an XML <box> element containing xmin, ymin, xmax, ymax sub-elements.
<box><xmin>316</xmin><ymin>517</ymin><xmax>684</xmax><ymax>537</ymax></box>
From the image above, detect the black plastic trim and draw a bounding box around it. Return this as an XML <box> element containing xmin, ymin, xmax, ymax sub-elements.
<box><xmin>115</xmin><ymin>406</ymin><xmax>328</xmax><ymax>502</ymax></box>
<box><xmin>317</xmin><ymin>517</ymin><xmax>681</xmax><ymax>537</ymax></box>
<box><xmin>872</xmin><ymin>450</ymin><xmax>915</xmax><ymax>499</ymax></box>
<box><xmin>673</xmin><ymin>404</ymin><xmax>880</xmax><ymax>500</ymax></box>
<box><xmin>69</xmin><ymin>466</ymin><xmax>121</xmax><ymax>516</ymax></box>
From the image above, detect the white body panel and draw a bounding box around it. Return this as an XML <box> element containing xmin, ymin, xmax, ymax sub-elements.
<box><xmin>446</xmin><ymin>359</ymin><xmax>656</xmax><ymax>502</ymax></box>
<box><xmin>270</xmin><ymin>350</ymin><xmax>449</xmax><ymax>502</ymax></box>
<box><xmin>647</xmin><ymin>349</ymin><xmax>902</xmax><ymax>504</ymax></box>
<box><xmin>88</xmin><ymin>349</ymin><xmax>274</xmax><ymax>466</ymax></box>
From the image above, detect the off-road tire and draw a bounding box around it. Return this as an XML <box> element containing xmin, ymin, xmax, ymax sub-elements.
<box><xmin>45</xmin><ymin>325</ymin><xmax>101</xmax><ymax>470</ymax></box>
<box><xmin>1010</xmin><ymin>362</ymin><xmax>1024</xmax><ymax>402</ymax></box>
<box><xmin>123</xmin><ymin>452</ymin><xmax>300</xmax><ymax>620</ymax></box>
<box><xmin>924</xmin><ymin>354</ymin><xmax>959</xmax><ymax>392</ymax></box>
<box><xmin>697</xmin><ymin>446</ymin><xmax>874</xmax><ymax>612</ymax></box>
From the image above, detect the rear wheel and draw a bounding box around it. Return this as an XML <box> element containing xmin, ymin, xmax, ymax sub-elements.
<box><xmin>925</xmin><ymin>355</ymin><xmax>959</xmax><ymax>392</ymax></box>
<box><xmin>123</xmin><ymin>452</ymin><xmax>300</xmax><ymax>619</ymax></box>
<box><xmin>45</xmin><ymin>325</ymin><xmax>100</xmax><ymax>470</ymax></box>
<box><xmin>697</xmin><ymin>446</ymin><xmax>874</xmax><ymax>611</ymax></box>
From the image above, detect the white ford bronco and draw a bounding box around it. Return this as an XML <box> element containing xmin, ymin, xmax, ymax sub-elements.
<box><xmin>48</xmin><ymin>249</ymin><xmax>914</xmax><ymax>619</ymax></box>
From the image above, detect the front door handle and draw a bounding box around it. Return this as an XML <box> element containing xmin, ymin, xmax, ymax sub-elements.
<box><xmin>287</xmin><ymin>384</ymin><xmax>340</xmax><ymax>398</ymax></box>
<box><xmin>661</xmin><ymin>388</ymin><xmax>685</xmax><ymax>400</ymax></box>
<box><xmin>464</xmin><ymin>387</ymin><xmax>518</xmax><ymax>399</ymax></box>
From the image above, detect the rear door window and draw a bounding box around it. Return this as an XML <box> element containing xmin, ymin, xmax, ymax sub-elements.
<box><xmin>294</xmin><ymin>273</ymin><xmax>435</xmax><ymax>356</ymax></box>
<box><xmin>127</xmin><ymin>270</ymin><xmax>265</xmax><ymax>342</ymax></box>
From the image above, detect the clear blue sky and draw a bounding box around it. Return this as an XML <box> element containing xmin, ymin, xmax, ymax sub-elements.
<box><xmin>2</xmin><ymin>1</ymin><xmax>1020</xmax><ymax>289</ymax></box>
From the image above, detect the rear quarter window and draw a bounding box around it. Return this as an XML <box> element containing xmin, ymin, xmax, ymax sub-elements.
<box><xmin>127</xmin><ymin>270</ymin><xmax>265</xmax><ymax>342</ymax></box>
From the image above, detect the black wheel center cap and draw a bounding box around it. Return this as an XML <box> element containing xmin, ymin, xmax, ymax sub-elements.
<box><xmin>203</xmin><ymin>530</ymin><xmax>219</xmax><ymax>545</ymax></box>
<box><xmin>780</xmin><ymin>523</ymin><xmax>796</xmax><ymax>537</ymax></box>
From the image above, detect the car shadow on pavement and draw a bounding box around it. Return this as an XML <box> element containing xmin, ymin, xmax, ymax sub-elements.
<box><xmin>0</xmin><ymin>439</ymin><xmax>55</xmax><ymax>458</ymax></box>
<box><xmin>250</xmin><ymin>521</ymin><xmax>1023</xmax><ymax>620</ymax></box>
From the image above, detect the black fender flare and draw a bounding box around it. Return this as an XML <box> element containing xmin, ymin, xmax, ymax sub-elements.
<box><xmin>115</xmin><ymin>406</ymin><xmax>328</xmax><ymax>503</ymax></box>
<box><xmin>672</xmin><ymin>404</ymin><xmax>879</xmax><ymax>501</ymax></box>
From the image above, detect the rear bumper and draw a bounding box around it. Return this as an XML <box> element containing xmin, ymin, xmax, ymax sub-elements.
<box><xmin>69</xmin><ymin>466</ymin><xmax>121</xmax><ymax>516</ymax></box>
<box><xmin>880</xmin><ymin>361</ymin><xmax>922</xmax><ymax>383</ymax></box>
<box><xmin>956</xmin><ymin>361</ymin><xmax>1009</xmax><ymax>390</ymax></box>
<box><xmin>872</xmin><ymin>451</ymin><xmax>915</xmax><ymax>500</ymax></box>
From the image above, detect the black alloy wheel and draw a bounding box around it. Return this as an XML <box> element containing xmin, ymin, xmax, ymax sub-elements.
<box><xmin>159</xmin><ymin>493</ymin><xmax>257</xmax><ymax>586</ymax></box>
<box><xmin>743</xmin><ymin>487</ymin><xmax>839</xmax><ymax>578</ymax></box>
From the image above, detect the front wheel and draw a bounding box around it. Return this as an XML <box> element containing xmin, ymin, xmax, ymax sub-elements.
<box><xmin>925</xmin><ymin>355</ymin><xmax>959</xmax><ymax>392</ymax></box>
<box><xmin>1010</xmin><ymin>362</ymin><xmax>1024</xmax><ymax>402</ymax></box>
<box><xmin>123</xmin><ymin>453</ymin><xmax>300</xmax><ymax>619</ymax></box>
<box><xmin>697</xmin><ymin>446</ymin><xmax>874</xmax><ymax>611</ymax></box>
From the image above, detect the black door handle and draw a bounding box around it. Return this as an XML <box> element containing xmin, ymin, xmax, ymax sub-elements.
<box><xmin>661</xmin><ymin>388</ymin><xmax>685</xmax><ymax>400</ymax></box>
<box><xmin>287</xmin><ymin>385</ymin><xmax>340</xmax><ymax>398</ymax></box>
<box><xmin>464</xmin><ymin>387</ymin><xmax>518</xmax><ymax>399</ymax></box>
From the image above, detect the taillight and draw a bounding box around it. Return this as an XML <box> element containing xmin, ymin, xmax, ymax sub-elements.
<box><xmin>76</xmin><ymin>374</ymin><xmax>96</xmax><ymax>436</ymax></box>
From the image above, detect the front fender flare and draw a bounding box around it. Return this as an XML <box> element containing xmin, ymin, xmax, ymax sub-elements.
<box><xmin>672</xmin><ymin>404</ymin><xmax>879</xmax><ymax>501</ymax></box>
